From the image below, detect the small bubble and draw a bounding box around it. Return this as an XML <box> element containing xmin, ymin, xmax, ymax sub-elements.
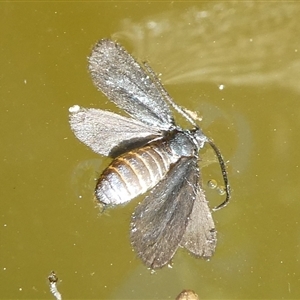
<box><xmin>207</xmin><ymin>179</ymin><xmax>217</xmax><ymax>189</ymax></box>
<box><xmin>217</xmin><ymin>186</ymin><xmax>226</xmax><ymax>196</ymax></box>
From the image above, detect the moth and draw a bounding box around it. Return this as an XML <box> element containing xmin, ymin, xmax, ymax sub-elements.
<box><xmin>69</xmin><ymin>39</ymin><xmax>230</xmax><ymax>269</ymax></box>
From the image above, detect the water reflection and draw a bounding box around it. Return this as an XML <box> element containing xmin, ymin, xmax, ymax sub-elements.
<box><xmin>114</xmin><ymin>2</ymin><xmax>300</xmax><ymax>94</ymax></box>
<box><xmin>70</xmin><ymin>158</ymin><xmax>104</xmax><ymax>201</ymax></box>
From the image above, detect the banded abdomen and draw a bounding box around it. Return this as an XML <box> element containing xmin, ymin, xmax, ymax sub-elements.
<box><xmin>95</xmin><ymin>139</ymin><xmax>181</xmax><ymax>206</ymax></box>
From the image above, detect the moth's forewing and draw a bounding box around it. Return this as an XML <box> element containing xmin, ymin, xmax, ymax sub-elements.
<box><xmin>180</xmin><ymin>177</ymin><xmax>217</xmax><ymax>258</ymax></box>
<box><xmin>130</xmin><ymin>157</ymin><xmax>199</xmax><ymax>269</ymax></box>
<box><xmin>69</xmin><ymin>107</ymin><xmax>162</xmax><ymax>157</ymax></box>
<box><xmin>88</xmin><ymin>39</ymin><xmax>175</xmax><ymax>130</ymax></box>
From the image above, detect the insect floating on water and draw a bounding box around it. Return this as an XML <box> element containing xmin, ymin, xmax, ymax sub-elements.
<box><xmin>69</xmin><ymin>39</ymin><xmax>231</xmax><ymax>269</ymax></box>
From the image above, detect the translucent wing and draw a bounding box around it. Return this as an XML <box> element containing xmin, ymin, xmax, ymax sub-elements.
<box><xmin>130</xmin><ymin>157</ymin><xmax>198</xmax><ymax>269</ymax></box>
<box><xmin>69</xmin><ymin>106</ymin><xmax>162</xmax><ymax>157</ymax></box>
<box><xmin>88</xmin><ymin>39</ymin><xmax>175</xmax><ymax>130</ymax></box>
<box><xmin>180</xmin><ymin>178</ymin><xmax>216</xmax><ymax>258</ymax></box>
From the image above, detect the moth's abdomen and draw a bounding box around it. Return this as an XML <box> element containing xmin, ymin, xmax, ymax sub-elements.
<box><xmin>95</xmin><ymin>143</ymin><xmax>179</xmax><ymax>205</ymax></box>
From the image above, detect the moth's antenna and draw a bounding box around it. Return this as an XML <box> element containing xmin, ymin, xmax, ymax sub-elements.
<box><xmin>207</xmin><ymin>138</ymin><xmax>231</xmax><ymax>210</ymax></box>
<box><xmin>142</xmin><ymin>62</ymin><xmax>197</xmax><ymax>127</ymax></box>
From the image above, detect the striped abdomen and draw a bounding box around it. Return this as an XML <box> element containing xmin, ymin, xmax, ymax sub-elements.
<box><xmin>95</xmin><ymin>140</ymin><xmax>180</xmax><ymax>205</ymax></box>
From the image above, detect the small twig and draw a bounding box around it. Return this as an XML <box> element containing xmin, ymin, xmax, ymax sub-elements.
<box><xmin>48</xmin><ymin>271</ymin><xmax>62</xmax><ymax>300</ymax></box>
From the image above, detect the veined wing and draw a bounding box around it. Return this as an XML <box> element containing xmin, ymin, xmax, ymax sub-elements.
<box><xmin>88</xmin><ymin>39</ymin><xmax>175</xmax><ymax>130</ymax></box>
<box><xmin>130</xmin><ymin>157</ymin><xmax>198</xmax><ymax>269</ymax></box>
<box><xmin>69</xmin><ymin>105</ymin><xmax>162</xmax><ymax>157</ymax></box>
<box><xmin>180</xmin><ymin>175</ymin><xmax>216</xmax><ymax>258</ymax></box>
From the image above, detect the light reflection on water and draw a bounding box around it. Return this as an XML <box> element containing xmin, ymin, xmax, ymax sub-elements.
<box><xmin>114</xmin><ymin>2</ymin><xmax>300</xmax><ymax>94</ymax></box>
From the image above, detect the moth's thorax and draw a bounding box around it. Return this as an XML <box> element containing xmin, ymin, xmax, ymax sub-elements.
<box><xmin>168</xmin><ymin>128</ymin><xmax>207</xmax><ymax>157</ymax></box>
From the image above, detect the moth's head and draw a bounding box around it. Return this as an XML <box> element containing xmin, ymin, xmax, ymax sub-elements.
<box><xmin>191</xmin><ymin>128</ymin><xmax>208</xmax><ymax>150</ymax></box>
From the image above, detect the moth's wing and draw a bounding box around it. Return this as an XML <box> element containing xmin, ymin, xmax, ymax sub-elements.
<box><xmin>69</xmin><ymin>106</ymin><xmax>162</xmax><ymax>157</ymax></box>
<box><xmin>88</xmin><ymin>39</ymin><xmax>175</xmax><ymax>130</ymax></box>
<box><xmin>180</xmin><ymin>171</ymin><xmax>216</xmax><ymax>258</ymax></box>
<box><xmin>130</xmin><ymin>157</ymin><xmax>198</xmax><ymax>269</ymax></box>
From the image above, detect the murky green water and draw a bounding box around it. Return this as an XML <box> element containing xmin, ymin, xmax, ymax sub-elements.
<box><xmin>1</xmin><ymin>2</ymin><xmax>300</xmax><ymax>299</ymax></box>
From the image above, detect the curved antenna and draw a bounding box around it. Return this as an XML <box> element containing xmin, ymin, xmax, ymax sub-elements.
<box><xmin>207</xmin><ymin>138</ymin><xmax>231</xmax><ymax>211</ymax></box>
